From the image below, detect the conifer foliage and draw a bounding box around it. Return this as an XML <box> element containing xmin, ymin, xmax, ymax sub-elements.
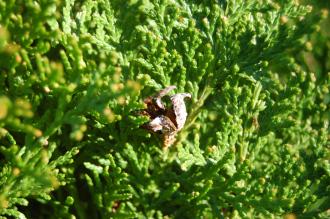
<box><xmin>0</xmin><ymin>0</ymin><xmax>329</xmax><ymax>218</ymax></box>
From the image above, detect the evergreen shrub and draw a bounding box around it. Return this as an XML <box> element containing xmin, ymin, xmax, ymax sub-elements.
<box><xmin>0</xmin><ymin>0</ymin><xmax>329</xmax><ymax>218</ymax></box>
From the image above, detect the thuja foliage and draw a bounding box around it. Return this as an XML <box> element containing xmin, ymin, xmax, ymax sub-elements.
<box><xmin>0</xmin><ymin>0</ymin><xmax>329</xmax><ymax>218</ymax></box>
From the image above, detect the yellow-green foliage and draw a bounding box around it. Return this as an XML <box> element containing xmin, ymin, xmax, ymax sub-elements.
<box><xmin>0</xmin><ymin>0</ymin><xmax>329</xmax><ymax>218</ymax></box>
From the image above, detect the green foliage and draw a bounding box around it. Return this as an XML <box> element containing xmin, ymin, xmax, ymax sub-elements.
<box><xmin>0</xmin><ymin>0</ymin><xmax>329</xmax><ymax>218</ymax></box>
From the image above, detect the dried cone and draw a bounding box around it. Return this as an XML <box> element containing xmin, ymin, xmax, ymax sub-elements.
<box><xmin>139</xmin><ymin>86</ymin><xmax>191</xmax><ymax>148</ymax></box>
